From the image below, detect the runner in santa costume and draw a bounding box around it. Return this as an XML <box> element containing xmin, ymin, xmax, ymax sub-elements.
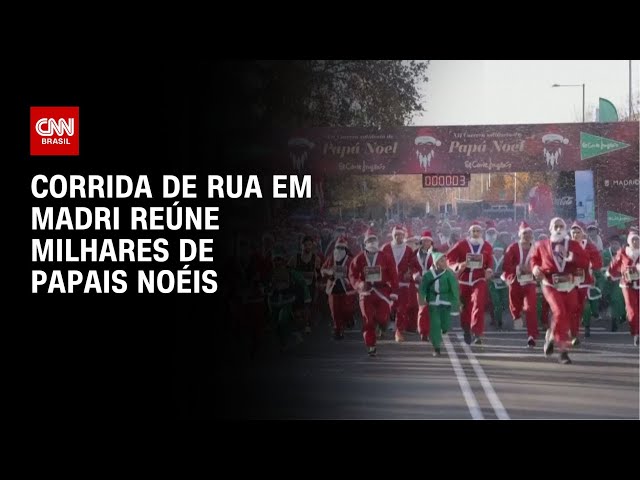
<box><xmin>485</xmin><ymin>221</ymin><xmax>498</xmax><ymax>328</ymax></box>
<box><xmin>602</xmin><ymin>236</ymin><xmax>626</xmax><ymax>332</ymax></box>
<box><xmin>446</xmin><ymin>220</ymin><xmax>494</xmax><ymax>345</ymax></box>
<box><xmin>606</xmin><ymin>231</ymin><xmax>640</xmax><ymax>346</ymax></box>
<box><xmin>418</xmin><ymin>252</ymin><xmax>460</xmax><ymax>356</ymax></box>
<box><xmin>569</xmin><ymin>221</ymin><xmax>603</xmax><ymax>342</ymax></box>
<box><xmin>268</xmin><ymin>244</ymin><xmax>312</xmax><ymax>352</ymax></box>
<box><xmin>488</xmin><ymin>245</ymin><xmax>508</xmax><ymax>331</ymax></box>
<box><xmin>288</xmin><ymin>234</ymin><xmax>322</xmax><ymax>334</ymax></box>
<box><xmin>414</xmin><ymin>230</ymin><xmax>435</xmax><ymax>341</ymax></box>
<box><xmin>320</xmin><ymin>236</ymin><xmax>357</xmax><ymax>340</ymax></box>
<box><xmin>348</xmin><ymin>228</ymin><xmax>400</xmax><ymax>356</ymax></box>
<box><xmin>502</xmin><ymin>221</ymin><xmax>539</xmax><ymax>346</ymax></box>
<box><xmin>381</xmin><ymin>225</ymin><xmax>422</xmax><ymax>342</ymax></box>
<box><xmin>437</xmin><ymin>221</ymin><xmax>454</xmax><ymax>253</ymax></box>
<box><xmin>531</xmin><ymin>217</ymin><xmax>589</xmax><ymax>364</ymax></box>
<box><xmin>485</xmin><ymin>221</ymin><xmax>498</xmax><ymax>247</ymax></box>
<box><xmin>535</xmin><ymin>233</ymin><xmax>551</xmax><ymax>330</ymax></box>
<box><xmin>405</xmin><ymin>230</ymin><xmax>420</xmax><ymax>333</ymax></box>
<box><xmin>586</xmin><ymin>223</ymin><xmax>605</xmax><ymax>321</ymax></box>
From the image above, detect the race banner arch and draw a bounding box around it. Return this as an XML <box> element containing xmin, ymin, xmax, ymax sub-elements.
<box><xmin>275</xmin><ymin>121</ymin><xmax>639</xmax><ymax>237</ymax></box>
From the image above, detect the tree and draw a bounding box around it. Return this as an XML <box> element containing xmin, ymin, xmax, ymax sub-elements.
<box><xmin>215</xmin><ymin>60</ymin><xmax>430</xmax><ymax>129</ymax></box>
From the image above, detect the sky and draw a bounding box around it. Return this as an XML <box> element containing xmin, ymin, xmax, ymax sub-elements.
<box><xmin>412</xmin><ymin>60</ymin><xmax>639</xmax><ymax>126</ymax></box>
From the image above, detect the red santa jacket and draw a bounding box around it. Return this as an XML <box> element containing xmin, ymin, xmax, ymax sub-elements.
<box><xmin>607</xmin><ymin>247</ymin><xmax>640</xmax><ymax>290</ymax></box>
<box><xmin>446</xmin><ymin>238</ymin><xmax>493</xmax><ymax>285</ymax></box>
<box><xmin>320</xmin><ymin>253</ymin><xmax>355</xmax><ymax>295</ymax></box>
<box><xmin>503</xmin><ymin>241</ymin><xmax>536</xmax><ymax>286</ymax></box>
<box><xmin>577</xmin><ymin>239</ymin><xmax>603</xmax><ymax>286</ymax></box>
<box><xmin>435</xmin><ymin>235</ymin><xmax>454</xmax><ymax>253</ymax></box>
<box><xmin>530</xmin><ymin>237</ymin><xmax>589</xmax><ymax>290</ymax></box>
<box><xmin>415</xmin><ymin>248</ymin><xmax>435</xmax><ymax>275</ymax></box>
<box><xmin>348</xmin><ymin>249</ymin><xmax>399</xmax><ymax>300</ymax></box>
<box><xmin>381</xmin><ymin>242</ymin><xmax>422</xmax><ymax>288</ymax></box>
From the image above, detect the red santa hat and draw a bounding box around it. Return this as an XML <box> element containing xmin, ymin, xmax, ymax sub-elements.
<box><xmin>334</xmin><ymin>236</ymin><xmax>349</xmax><ymax>248</ymax></box>
<box><xmin>570</xmin><ymin>220</ymin><xmax>586</xmax><ymax>232</ymax></box>
<box><xmin>485</xmin><ymin>220</ymin><xmax>497</xmax><ymax>233</ymax></box>
<box><xmin>392</xmin><ymin>224</ymin><xmax>407</xmax><ymax>236</ymax></box>
<box><xmin>628</xmin><ymin>231</ymin><xmax>640</xmax><ymax>246</ymax></box>
<box><xmin>414</xmin><ymin>128</ymin><xmax>442</xmax><ymax>146</ymax></box>
<box><xmin>420</xmin><ymin>230</ymin><xmax>433</xmax><ymax>241</ymax></box>
<box><xmin>518</xmin><ymin>221</ymin><xmax>533</xmax><ymax>237</ymax></box>
<box><xmin>542</xmin><ymin>132</ymin><xmax>569</xmax><ymax>145</ymax></box>
<box><xmin>468</xmin><ymin>221</ymin><xmax>483</xmax><ymax>231</ymax></box>
<box><xmin>549</xmin><ymin>217</ymin><xmax>566</xmax><ymax>231</ymax></box>
<box><xmin>364</xmin><ymin>228</ymin><xmax>378</xmax><ymax>241</ymax></box>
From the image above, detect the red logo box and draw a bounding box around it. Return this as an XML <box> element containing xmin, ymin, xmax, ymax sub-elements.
<box><xmin>30</xmin><ymin>106</ymin><xmax>80</xmax><ymax>156</ymax></box>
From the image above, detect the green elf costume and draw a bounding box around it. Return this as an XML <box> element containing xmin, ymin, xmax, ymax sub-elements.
<box><xmin>268</xmin><ymin>244</ymin><xmax>312</xmax><ymax>350</ymax></box>
<box><xmin>489</xmin><ymin>245</ymin><xmax>508</xmax><ymax>330</ymax></box>
<box><xmin>418</xmin><ymin>251</ymin><xmax>460</xmax><ymax>356</ymax></box>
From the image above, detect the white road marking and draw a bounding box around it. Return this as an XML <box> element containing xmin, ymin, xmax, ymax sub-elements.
<box><xmin>443</xmin><ymin>335</ymin><xmax>484</xmax><ymax>420</ymax></box>
<box><xmin>457</xmin><ymin>334</ymin><xmax>510</xmax><ymax>420</ymax></box>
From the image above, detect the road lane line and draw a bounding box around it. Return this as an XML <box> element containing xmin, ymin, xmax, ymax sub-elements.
<box><xmin>457</xmin><ymin>334</ymin><xmax>510</xmax><ymax>420</ymax></box>
<box><xmin>443</xmin><ymin>335</ymin><xmax>484</xmax><ymax>420</ymax></box>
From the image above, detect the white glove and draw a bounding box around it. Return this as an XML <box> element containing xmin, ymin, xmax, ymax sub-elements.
<box><xmin>389</xmin><ymin>293</ymin><xmax>399</xmax><ymax>301</ymax></box>
<box><xmin>533</xmin><ymin>265</ymin><xmax>543</xmax><ymax>280</ymax></box>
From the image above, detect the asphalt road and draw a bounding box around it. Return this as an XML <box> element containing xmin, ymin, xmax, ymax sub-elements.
<box><xmin>198</xmin><ymin>314</ymin><xmax>639</xmax><ymax>420</ymax></box>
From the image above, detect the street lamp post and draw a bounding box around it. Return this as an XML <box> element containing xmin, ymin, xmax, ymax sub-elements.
<box><xmin>552</xmin><ymin>83</ymin><xmax>585</xmax><ymax>122</ymax></box>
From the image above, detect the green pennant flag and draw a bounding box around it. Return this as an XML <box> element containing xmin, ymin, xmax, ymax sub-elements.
<box><xmin>598</xmin><ymin>98</ymin><xmax>618</xmax><ymax>122</ymax></box>
<box><xmin>607</xmin><ymin>210</ymin><xmax>635</xmax><ymax>228</ymax></box>
<box><xmin>580</xmin><ymin>132</ymin><xmax>629</xmax><ymax>160</ymax></box>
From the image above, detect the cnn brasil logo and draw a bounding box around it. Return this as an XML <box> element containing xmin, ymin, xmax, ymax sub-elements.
<box><xmin>30</xmin><ymin>107</ymin><xmax>79</xmax><ymax>156</ymax></box>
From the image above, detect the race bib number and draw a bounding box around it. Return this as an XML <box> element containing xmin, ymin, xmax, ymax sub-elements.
<box><xmin>624</xmin><ymin>267</ymin><xmax>639</xmax><ymax>282</ymax></box>
<box><xmin>574</xmin><ymin>268</ymin><xmax>585</xmax><ymax>285</ymax></box>
<box><xmin>492</xmin><ymin>278</ymin><xmax>506</xmax><ymax>288</ymax></box>
<box><xmin>466</xmin><ymin>253</ymin><xmax>483</xmax><ymax>269</ymax></box>
<box><xmin>365</xmin><ymin>266</ymin><xmax>382</xmax><ymax>283</ymax></box>
<box><xmin>334</xmin><ymin>265</ymin><xmax>346</xmax><ymax>279</ymax></box>
<box><xmin>517</xmin><ymin>272</ymin><xmax>534</xmax><ymax>283</ymax></box>
<box><xmin>552</xmin><ymin>273</ymin><xmax>573</xmax><ymax>292</ymax></box>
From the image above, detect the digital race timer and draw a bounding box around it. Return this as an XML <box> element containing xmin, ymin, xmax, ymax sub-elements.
<box><xmin>422</xmin><ymin>173</ymin><xmax>471</xmax><ymax>188</ymax></box>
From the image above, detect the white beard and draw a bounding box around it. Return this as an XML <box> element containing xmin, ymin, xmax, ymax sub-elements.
<box><xmin>417</xmin><ymin>150</ymin><xmax>435</xmax><ymax>171</ymax></box>
<box><xmin>550</xmin><ymin>230</ymin><xmax>567</xmax><ymax>243</ymax></box>
<box><xmin>365</xmin><ymin>241</ymin><xmax>379</xmax><ymax>253</ymax></box>
<box><xmin>544</xmin><ymin>148</ymin><xmax>561</xmax><ymax>169</ymax></box>
<box><xmin>334</xmin><ymin>249</ymin><xmax>346</xmax><ymax>262</ymax></box>
<box><xmin>486</xmin><ymin>234</ymin><xmax>497</xmax><ymax>245</ymax></box>
<box><xmin>468</xmin><ymin>237</ymin><xmax>482</xmax><ymax>246</ymax></box>
<box><xmin>590</xmin><ymin>235</ymin><xmax>603</xmax><ymax>251</ymax></box>
<box><xmin>625</xmin><ymin>246</ymin><xmax>640</xmax><ymax>261</ymax></box>
<box><xmin>391</xmin><ymin>242</ymin><xmax>405</xmax><ymax>264</ymax></box>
